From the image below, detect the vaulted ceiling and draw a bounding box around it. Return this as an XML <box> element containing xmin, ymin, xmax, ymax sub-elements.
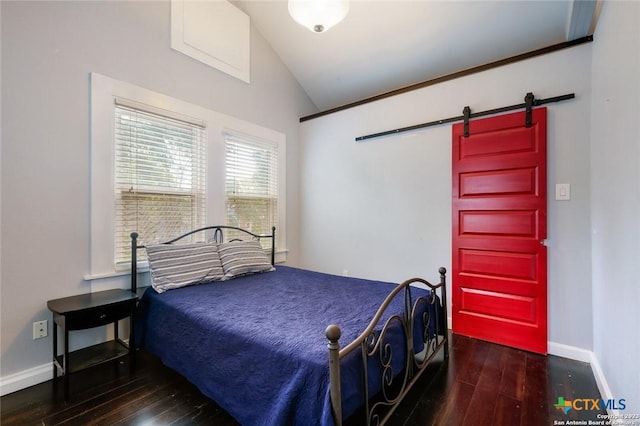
<box><xmin>235</xmin><ymin>1</ymin><xmax>599</xmax><ymax>111</ymax></box>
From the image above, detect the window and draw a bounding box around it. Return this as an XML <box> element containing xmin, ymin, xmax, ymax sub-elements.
<box><xmin>114</xmin><ymin>100</ymin><xmax>206</xmax><ymax>264</ymax></box>
<box><xmin>89</xmin><ymin>73</ymin><xmax>286</xmax><ymax>284</ymax></box>
<box><xmin>224</xmin><ymin>133</ymin><xmax>278</xmax><ymax>247</ymax></box>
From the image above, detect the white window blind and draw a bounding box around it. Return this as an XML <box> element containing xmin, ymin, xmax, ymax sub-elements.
<box><xmin>114</xmin><ymin>101</ymin><xmax>206</xmax><ymax>264</ymax></box>
<box><xmin>224</xmin><ymin>133</ymin><xmax>278</xmax><ymax>246</ymax></box>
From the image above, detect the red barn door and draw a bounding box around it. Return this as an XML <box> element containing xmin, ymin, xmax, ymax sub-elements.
<box><xmin>452</xmin><ymin>108</ymin><xmax>548</xmax><ymax>354</ymax></box>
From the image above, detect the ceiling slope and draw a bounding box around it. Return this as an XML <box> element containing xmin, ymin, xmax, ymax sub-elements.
<box><xmin>237</xmin><ymin>0</ymin><xmax>598</xmax><ymax>112</ymax></box>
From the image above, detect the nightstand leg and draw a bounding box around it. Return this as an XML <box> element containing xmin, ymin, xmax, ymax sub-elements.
<box><xmin>52</xmin><ymin>318</ymin><xmax>57</xmax><ymax>381</ymax></box>
<box><xmin>64</xmin><ymin>327</ymin><xmax>69</xmax><ymax>401</ymax></box>
<box><xmin>129</xmin><ymin>308</ymin><xmax>136</xmax><ymax>375</ymax></box>
<box><xmin>113</xmin><ymin>321</ymin><xmax>119</xmax><ymax>376</ymax></box>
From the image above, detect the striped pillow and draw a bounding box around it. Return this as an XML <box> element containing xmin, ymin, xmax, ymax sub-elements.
<box><xmin>218</xmin><ymin>240</ymin><xmax>275</xmax><ymax>279</ymax></box>
<box><xmin>146</xmin><ymin>242</ymin><xmax>224</xmax><ymax>293</ymax></box>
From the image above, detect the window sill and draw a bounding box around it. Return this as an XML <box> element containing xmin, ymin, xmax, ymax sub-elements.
<box><xmin>84</xmin><ymin>249</ymin><xmax>288</xmax><ymax>282</ymax></box>
<box><xmin>83</xmin><ymin>267</ymin><xmax>149</xmax><ymax>282</ymax></box>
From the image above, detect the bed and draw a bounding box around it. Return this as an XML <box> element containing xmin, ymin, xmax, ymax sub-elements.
<box><xmin>131</xmin><ymin>226</ymin><xmax>448</xmax><ymax>426</ymax></box>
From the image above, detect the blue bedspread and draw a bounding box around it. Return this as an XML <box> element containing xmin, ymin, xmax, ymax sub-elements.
<box><xmin>135</xmin><ymin>266</ymin><xmax>439</xmax><ymax>425</ymax></box>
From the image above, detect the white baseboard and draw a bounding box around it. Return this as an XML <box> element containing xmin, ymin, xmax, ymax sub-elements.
<box><xmin>588</xmin><ymin>351</ymin><xmax>614</xmax><ymax>404</ymax></box>
<box><xmin>0</xmin><ymin>362</ymin><xmax>52</xmax><ymax>397</ymax></box>
<box><xmin>548</xmin><ymin>341</ymin><xmax>593</xmax><ymax>363</ymax></box>
<box><xmin>1</xmin><ymin>338</ymin><xmax>131</xmax><ymax>396</ymax></box>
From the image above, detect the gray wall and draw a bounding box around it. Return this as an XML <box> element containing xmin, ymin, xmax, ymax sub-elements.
<box><xmin>0</xmin><ymin>0</ymin><xmax>315</xmax><ymax>380</ymax></box>
<box><xmin>590</xmin><ymin>1</ymin><xmax>640</xmax><ymax>413</ymax></box>
<box><xmin>298</xmin><ymin>0</ymin><xmax>639</xmax><ymax>411</ymax></box>
<box><xmin>2</xmin><ymin>0</ymin><xmax>638</xmax><ymax>411</ymax></box>
<box><xmin>299</xmin><ymin>44</ymin><xmax>594</xmax><ymax>350</ymax></box>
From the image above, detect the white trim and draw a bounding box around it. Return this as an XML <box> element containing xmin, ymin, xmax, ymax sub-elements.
<box><xmin>84</xmin><ymin>250</ymin><xmax>288</xmax><ymax>282</ymax></box>
<box><xmin>83</xmin><ymin>269</ymin><xmax>143</xmax><ymax>282</ymax></box>
<box><xmin>589</xmin><ymin>351</ymin><xmax>615</xmax><ymax>412</ymax></box>
<box><xmin>90</xmin><ymin>73</ymin><xmax>287</xmax><ymax>283</ymax></box>
<box><xmin>548</xmin><ymin>340</ymin><xmax>593</xmax><ymax>363</ymax></box>
<box><xmin>0</xmin><ymin>362</ymin><xmax>52</xmax><ymax>396</ymax></box>
<box><xmin>1</xmin><ymin>336</ymin><xmax>612</xmax><ymax>401</ymax></box>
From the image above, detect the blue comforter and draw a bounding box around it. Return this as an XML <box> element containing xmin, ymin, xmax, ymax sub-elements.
<box><xmin>135</xmin><ymin>266</ymin><xmax>438</xmax><ymax>425</ymax></box>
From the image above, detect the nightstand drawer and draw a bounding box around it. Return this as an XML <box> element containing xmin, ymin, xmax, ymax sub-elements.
<box><xmin>66</xmin><ymin>302</ymin><xmax>133</xmax><ymax>330</ymax></box>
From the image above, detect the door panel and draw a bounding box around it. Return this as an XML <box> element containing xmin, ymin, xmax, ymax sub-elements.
<box><xmin>459</xmin><ymin>288</ymin><xmax>536</xmax><ymax>323</ymax></box>
<box><xmin>452</xmin><ymin>108</ymin><xmax>547</xmax><ymax>354</ymax></box>
<box><xmin>459</xmin><ymin>210</ymin><xmax>538</xmax><ymax>237</ymax></box>
<box><xmin>459</xmin><ymin>168</ymin><xmax>537</xmax><ymax>197</ymax></box>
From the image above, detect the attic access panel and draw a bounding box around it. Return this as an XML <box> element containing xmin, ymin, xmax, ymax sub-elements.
<box><xmin>171</xmin><ymin>0</ymin><xmax>250</xmax><ymax>83</ymax></box>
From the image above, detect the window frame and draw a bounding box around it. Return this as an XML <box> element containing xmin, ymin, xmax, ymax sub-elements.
<box><xmin>113</xmin><ymin>101</ymin><xmax>208</xmax><ymax>265</ymax></box>
<box><xmin>89</xmin><ymin>73</ymin><xmax>286</xmax><ymax>282</ymax></box>
<box><xmin>224</xmin><ymin>131</ymin><xmax>280</xmax><ymax>245</ymax></box>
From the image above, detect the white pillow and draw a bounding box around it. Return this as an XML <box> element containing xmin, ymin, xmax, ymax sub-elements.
<box><xmin>146</xmin><ymin>242</ymin><xmax>224</xmax><ymax>293</ymax></box>
<box><xmin>218</xmin><ymin>240</ymin><xmax>275</xmax><ymax>279</ymax></box>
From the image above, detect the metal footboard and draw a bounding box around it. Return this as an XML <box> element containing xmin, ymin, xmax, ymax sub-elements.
<box><xmin>326</xmin><ymin>267</ymin><xmax>448</xmax><ymax>426</ymax></box>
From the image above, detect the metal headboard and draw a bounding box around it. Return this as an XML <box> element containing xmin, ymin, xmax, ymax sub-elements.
<box><xmin>130</xmin><ymin>226</ymin><xmax>276</xmax><ymax>293</ymax></box>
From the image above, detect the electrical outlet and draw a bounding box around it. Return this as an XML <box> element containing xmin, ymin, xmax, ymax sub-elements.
<box><xmin>33</xmin><ymin>320</ymin><xmax>48</xmax><ymax>339</ymax></box>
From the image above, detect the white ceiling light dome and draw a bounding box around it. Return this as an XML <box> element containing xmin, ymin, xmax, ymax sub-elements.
<box><xmin>288</xmin><ymin>0</ymin><xmax>349</xmax><ymax>33</ymax></box>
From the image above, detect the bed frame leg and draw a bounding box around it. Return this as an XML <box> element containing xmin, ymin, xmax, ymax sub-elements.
<box><xmin>326</xmin><ymin>324</ymin><xmax>342</xmax><ymax>426</ymax></box>
<box><xmin>438</xmin><ymin>266</ymin><xmax>449</xmax><ymax>359</ymax></box>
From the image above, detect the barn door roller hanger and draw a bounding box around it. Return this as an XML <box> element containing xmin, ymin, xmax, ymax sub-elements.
<box><xmin>355</xmin><ymin>92</ymin><xmax>575</xmax><ymax>141</ymax></box>
<box><xmin>463</xmin><ymin>92</ymin><xmax>536</xmax><ymax>137</ymax></box>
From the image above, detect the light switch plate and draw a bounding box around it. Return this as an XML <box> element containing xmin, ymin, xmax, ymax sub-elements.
<box><xmin>555</xmin><ymin>183</ymin><xmax>571</xmax><ymax>200</ymax></box>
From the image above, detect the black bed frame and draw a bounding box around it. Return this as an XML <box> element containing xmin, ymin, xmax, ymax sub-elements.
<box><xmin>130</xmin><ymin>226</ymin><xmax>448</xmax><ymax>426</ymax></box>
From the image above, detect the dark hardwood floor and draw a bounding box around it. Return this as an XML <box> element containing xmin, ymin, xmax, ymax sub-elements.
<box><xmin>1</xmin><ymin>333</ymin><xmax>604</xmax><ymax>425</ymax></box>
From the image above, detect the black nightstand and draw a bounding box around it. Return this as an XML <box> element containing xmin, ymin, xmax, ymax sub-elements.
<box><xmin>47</xmin><ymin>289</ymin><xmax>137</xmax><ymax>400</ymax></box>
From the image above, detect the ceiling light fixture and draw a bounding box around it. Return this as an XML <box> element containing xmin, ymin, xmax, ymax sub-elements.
<box><xmin>288</xmin><ymin>0</ymin><xmax>349</xmax><ymax>33</ymax></box>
